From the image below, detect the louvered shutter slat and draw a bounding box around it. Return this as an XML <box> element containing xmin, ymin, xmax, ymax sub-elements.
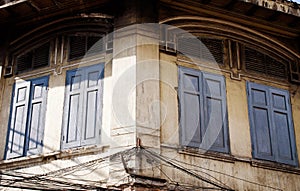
<box><xmin>69</xmin><ymin>36</ymin><xmax>86</xmax><ymax>60</ymax></box>
<box><xmin>201</xmin><ymin>38</ymin><xmax>224</xmax><ymax>64</ymax></box>
<box><xmin>177</xmin><ymin>37</ymin><xmax>224</xmax><ymax>64</ymax></box>
<box><xmin>33</xmin><ymin>43</ymin><xmax>50</xmax><ymax>68</ymax></box>
<box><xmin>16</xmin><ymin>42</ymin><xmax>50</xmax><ymax>73</ymax></box>
<box><xmin>177</xmin><ymin>38</ymin><xmax>201</xmax><ymax>58</ymax></box>
<box><xmin>244</xmin><ymin>47</ymin><xmax>288</xmax><ymax>79</ymax></box>
<box><xmin>87</xmin><ymin>36</ymin><xmax>104</xmax><ymax>55</ymax></box>
<box><xmin>16</xmin><ymin>53</ymin><xmax>32</xmax><ymax>72</ymax></box>
<box><xmin>245</xmin><ymin>47</ymin><xmax>266</xmax><ymax>74</ymax></box>
<box><xmin>266</xmin><ymin>56</ymin><xmax>287</xmax><ymax>78</ymax></box>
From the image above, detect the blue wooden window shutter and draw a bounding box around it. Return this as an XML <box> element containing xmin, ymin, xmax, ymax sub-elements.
<box><xmin>247</xmin><ymin>82</ymin><xmax>298</xmax><ymax>166</ymax></box>
<box><xmin>179</xmin><ymin>67</ymin><xmax>203</xmax><ymax>148</ymax></box>
<box><xmin>5</xmin><ymin>76</ymin><xmax>49</xmax><ymax>159</ymax></box>
<box><xmin>179</xmin><ymin>66</ymin><xmax>229</xmax><ymax>153</ymax></box>
<box><xmin>203</xmin><ymin>73</ymin><xmax>229</xmax><ymax>153</ymax></box>
<box><xmin>62</xmin><ymin>64</ymin><xmax>104</xmax><ymax>149</ymax></box>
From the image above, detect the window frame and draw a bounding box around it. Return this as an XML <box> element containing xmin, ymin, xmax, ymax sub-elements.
<box><xmin>15</xmin><ymin>42</ymin><xmax>51</xmax><ymax>74</ymax></box>
<box><xmin>247</xmin><ymin>82</ymin><xmax>298</xmax><ymax>166</ymax></box>
<box><xmin>4</xmin><ymin>76</ymin><xmax>49</xmax><ymax>159</ymax></box>
<box><xmin>67</xmin><ymin>33</ymin><xmax>105</xmax><ymax>61</ymax></box>
<box><xmin>176</xmin><ymin>37</ymin><xmax>225</xmax><ymax>65</ymax></box>
<box><xmin>178</xmin><ymin>66</ymin><xmax>229</xmax><ymax>153</ymax></box>
<box><xmin>242</xmin><ymin>45</ymin><xmax>289</xmax><ymax>80</ymax></box>
<box><xmin>61</xmin><ymin>64</ymin><xmax>104</xmax><ymax>149</ymax></box>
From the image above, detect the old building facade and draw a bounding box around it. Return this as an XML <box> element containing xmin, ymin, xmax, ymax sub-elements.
<box><xmin>0</xmin><ymin>0</ymin><xmax>300</xmax><ymax>190</ymax></box>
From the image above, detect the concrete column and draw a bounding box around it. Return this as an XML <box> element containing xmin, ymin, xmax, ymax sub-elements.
<box><xmin>108</xmin><ymin>0</ymin><xmax>160</xmax><ymax>186</ymax></box>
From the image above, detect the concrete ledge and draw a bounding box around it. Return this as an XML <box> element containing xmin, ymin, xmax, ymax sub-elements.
<box><xmin>0</xmin><ymin>145</ymin><xmax>109</xmax><ymax>170</ymax></box>
<box><xmin>161</xmin><ymin>143</ymin><xmax>300</xmax><ymax>175</ymax></box>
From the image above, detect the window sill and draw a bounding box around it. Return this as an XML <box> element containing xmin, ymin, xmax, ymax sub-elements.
<box><xmin>161</xmin><ymin>144</ymin><xmax>300</xmax><ymax>175</ymax></box>
<box><xmin>251</xmin><ymin>159</ymin><xmax>300</xmax><ymax>175</ymax></box>
<box><xmin>178</xmin><ymin>147</ymin><xmax>235</xmax><ymax>163</ymax></box>
<box><xmin>0</xmin><ymin>144</ymin><xmax>109</xmax><ymax>170</ymax></box>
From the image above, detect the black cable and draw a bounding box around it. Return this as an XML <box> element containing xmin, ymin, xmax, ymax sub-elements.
<box><xmin>2</xmin><ymin>146</ymin><xmax>280</xmax><ymax>191</ymax></box>
<box><xmin>0</xmin><ymin>171</ymin><xmax>104</xmax><ymax>190</ymax></box>
<box><xmin>0</xmin><ymin>148</ymin><xmax>138</xmax><ymax>190</ymax></box>
<box><xmin>143</xmin><ymin>147</ymin><xmax>233</xmax><ymax>190</ymax></box>
<box><xmin>155</xmin><ymin>150</ymin><xmax>282</xmax><ymax>191</ymax></box>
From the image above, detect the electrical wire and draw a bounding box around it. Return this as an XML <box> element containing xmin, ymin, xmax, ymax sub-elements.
<box><xmin>142</xmin><ymin>147</ymin><xmax>233</xmax><ymax>190</ymax></box>
<box><xmin>0</xmin><ymin>146</ymin><xmax>285</xmax><ymax>191</ymax></box>
<box><xmin>153</xmin><ymin>149</ymin><xmax>283</xmax><ymax>191</ymax></box>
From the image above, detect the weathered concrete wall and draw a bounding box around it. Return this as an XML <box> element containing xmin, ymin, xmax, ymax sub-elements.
<box><xmin>0</xmin><ymin>78</ymin><xmax>14</xmax><ymax>160</ymax></box>
<box><xmin>226</xmin><ymin>78</ymin><xmax>252</xmax><ymax>158</ymax></box>
<box><xmin>291</xmin><ymin>82</ymin><xmax>300</xmax><ymax>163</ymax></box>
<box><xmin>108</xmin><ymin>23</ymin><xmax>161</xmax><ymax>184</ymax></box>
<box><xmin>159</xmin><ymin>51</ymin><xmax>300</xmax><ymax>190</ymax></box>
<box><xmin>43</xmin><ymin>72</ymin><xmax>65</xmax><ymax>153</ymax></box>
<box><xmin>0</xmin><ymin>0</ymin><xmax>299</xmax><ymax>190</ymax></box>
<box><xmin>136</xmin><ymin>25</ymin><xmax>160</xmax><ymax>150</ymax></box>
<box><xmin>0</xmin><ymin>54</ymin><xmax>109</xmax><ymax>159</ymax></box>
<box><xmin>161</xmin><ymin>147</ymin><xmax>300</xmax><ymax>190</ymax></box>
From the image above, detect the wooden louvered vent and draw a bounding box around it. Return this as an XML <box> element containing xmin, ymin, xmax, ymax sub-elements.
<box><xmin>16</xmin><ymin>42</ymin><xmax>50</xmax><ymax>73</ymax></box>
<box><xmin>244</xmin><ymin>47</ymin><xmax>288</xmax><ymax>79</ymax></box>
<box><xmin>69</xmin><ymin>34</ymin><xmax>104</xmax><ymax>60</ymax></box>
<box><xmin>177</xmin><ymin>37</ymin><xmax>224</xmax><ymax>64</ymax></box>
<box><xmin>16</xmin><ymin>53</ymin><xmax>32</xmax><ymax>72</ymax></box>
<box><xmin>33</xmin><ymin>43</ymin><xmax>50</xmax><ymax>68</ymax></box>
<box><xmin>69</xmin><ymin>36</ymin><xmax>86</xmax><ymax>60</ymax></box>
<box><xmin>201</xmin><ymin>38</ymin><xmax>223</xmax><ymax>64</ymax></box>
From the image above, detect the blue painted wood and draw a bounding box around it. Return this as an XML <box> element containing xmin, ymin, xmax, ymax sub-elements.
<box><xmin>81</xmin><ymin>64</ymin><xmax>103</xmax><ymax>146</ymax></box>
<box><xmin>203</xmin><ymin>73</ymin><xmax>229</xmax><ymax>153</ymax></box>
<box><xmin>5</xmin><ymin>76</ymin><xmax>49</xmax><ymax>159</ymax></box>
<box><xmin>179</xmin><ymin>66</ymin><xmax>229</xmax><ymax>153</ymax></box>
<box><xmin>247</xmin><ymin>83</ymin><xmax>275</xmax><ymax>161</ymax></box>
<box><xmin>270</xmin><ymin>88</ymin><xmax>298</xmax><ymax>166</ymax></box>
<box><xmin>247</xmin><ymin>82</ymin><xmax>298</xmax><ymax>166</ymax></box>
<box><xmin>62</xmin><ymin>64</ymin><xmax>104</xmax><ymax>149</ymax></box>
<box><xmin>6</xmin><ymin>81</ymin><xmax>30</xmax><ymax>159</ymax></box>
<box><xmin>63</xmin><ymin>69</ymin><xmax>83</xmax><ymax>149</ymax></box>
<box><xmin>179</xmin><ymin>67</ymin><xmax>203</xmax><ymax>148</ymax></box>
<box><xmin>26</xmin><ymin>76</ymin><xmax>49</xmax><ymax>155</ymax></box>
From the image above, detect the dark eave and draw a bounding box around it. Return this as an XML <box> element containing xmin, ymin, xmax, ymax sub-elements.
<box><xmin>0</xmin><ymin>0</ymin><xmax>112</xmax><ymax>25</ymax></box>
<box><xmin>240</xmin><ymin>0</ymin><xmax>300</xmax><ymax>17</ymax></box>
<box><xmin>160</xmin><ymin>0</ymin><xmax>300</xmax><ymax>38</ymax></box>
<box><xmin>204</xmin><ymin>0</ymin><xmax>300</xmax><ymax>32</ymax></box>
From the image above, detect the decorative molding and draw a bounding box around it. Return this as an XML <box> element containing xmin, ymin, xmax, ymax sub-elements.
<box><xmin>161</xmin><ymin>144</ymin><xmax>300</xmax><ymax>175</ymax></box>
<box><xmin>160</xmin><ymin>16</ymin><xmax>300</xmax><ymax>84</ymax></box>
<box><xmin>3</xmin><ymin>66</ymin><xmax>13</xmax><ymax>77</ymax></box>
<box><xmin>176</xmin><ymin>58</ymin><xmax>290</xmax><ymax>86</ymax></box>
<box><xmin>9</xmin><ymin>15</ymin><xmax>113</xmax><ymax>53</ymax></box>
<box><xmin>160</xmin><ymin>16</ymin><xmax>299</xmax><ymax>60</ymax></box>
<box><xmin>0</xmin><ymin>145</ymin><xmax>109</xmax><ymax>171</ymax></box>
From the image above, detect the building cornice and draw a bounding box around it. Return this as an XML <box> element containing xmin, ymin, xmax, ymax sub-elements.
<box><xmin>241</xmin><ymin>0</ymin><xmax>300</xmax><ymax>17</ymax></box>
